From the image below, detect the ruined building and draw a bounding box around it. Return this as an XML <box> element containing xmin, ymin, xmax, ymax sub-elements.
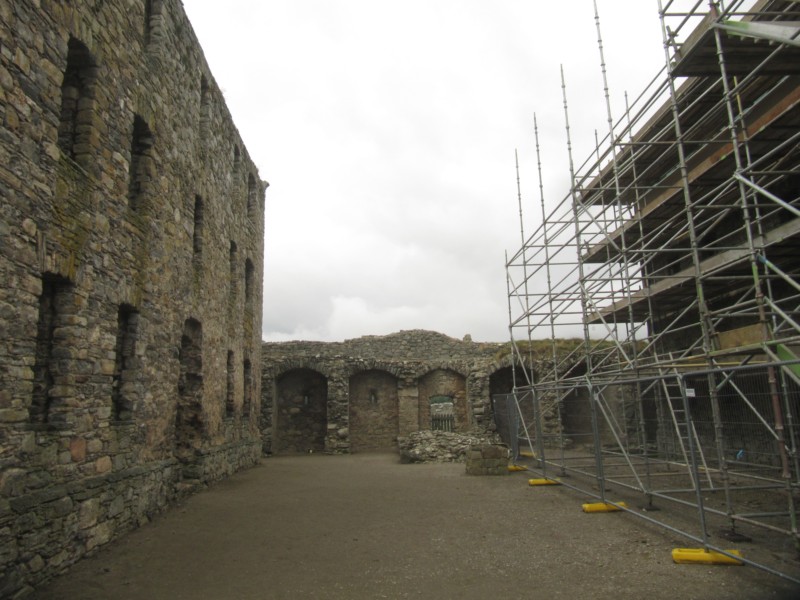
<box><xmin>260</xmin><ymin>330</ymin><xmax>527</xmax><ymax>455</ymax></box>
<box><xmin>1</xmin><ymin>1</ymin><xmax>265</xmax><ymax>595</ymax></box>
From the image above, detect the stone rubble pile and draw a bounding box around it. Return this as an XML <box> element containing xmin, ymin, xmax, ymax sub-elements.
<box><xmin>397</xmin><ymin>430</ymin><xmax>502</xmax><ymax>463</ymax></box>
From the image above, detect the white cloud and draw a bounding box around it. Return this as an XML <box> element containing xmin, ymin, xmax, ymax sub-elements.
<box><xmin>183</xmin><ymin>0</ymin><xmax>665</xmax><ymax>343</ymax></box>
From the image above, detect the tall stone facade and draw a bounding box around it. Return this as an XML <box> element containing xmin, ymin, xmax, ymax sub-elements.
<box><xmin>1</xmin><ymin>1</ymin><xmax>265</xmax><ymax>596</ymax></box>
<box><xmin>261</xmin><ymin>330</ymin><xmax>524</xmax><ymax>454</ymax></box>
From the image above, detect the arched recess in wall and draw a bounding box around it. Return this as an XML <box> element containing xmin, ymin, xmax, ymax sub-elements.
<box><xmin>30</xmin><ymin>273</ymin><xmax>74</xmax><ymax>426</ymax></box>
<box><xmin>58</xmin><ymin>37</ymin><xmax>98</xmax><ymax>170</ymax></box>
<box><xmin>488</xmin><ymin>366</ymin><xmax>530</xmax><ymax>447</ymax></box>
<box><xmin>192</xmin><ymin>194</ymin><xmax>203</xmax><ymax>270</ymax></box>
<box><xmin>274</xmin><ymin>368</ymin><xmax>328</xmax><ymax>454</ymax></box>
<box><xmin>176</xmin><ymin>318</ymin><xmax>204</xmax><ymax>468</ymax></box>
<box><xmin>417</xmin><ymin>369</ymin><xmax>467</xmax><ymax>432</ymax></box>
<box><xmin>247</xmin><ymin>173</ymin><xmax>258</xmax><ymax>223</ymax></box>
<box><xmin>111</xmin><ymin>303</ymin><xmax>139</xmax><ymax>423</ymax></box>
<box><xmin>244</xmin><ymin>258</ymin><xmax>255</xmax><ymax>316</ymax></box>
<box><xmin>144</xmin><ymin>0</ymin><xmax>164</xmax><ymax>50</ymax></box>
<box><xmin>128</xmin><ymin>115</ymin><xmax>155</xmax><ymax>212</ymax></box>
<box><xmin>228</xmin><ymin>241</ymin><xmax>238</xmax><ymax>309</ymax></box>
<box><xmin>348</xmin><ymin>369</ymin><xmax>399</xmax><ymax>452</ymax></box>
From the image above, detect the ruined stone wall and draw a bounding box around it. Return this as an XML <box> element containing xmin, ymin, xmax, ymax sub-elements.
<box><xmin>1</xmin><ymin>1</ymin><xmax>265</xmax><ymax>595</ymax></box>
<box><xmin>261</xmin><ymin>330</ymin><xmax>515</xmax><ymax>454</ymax></box>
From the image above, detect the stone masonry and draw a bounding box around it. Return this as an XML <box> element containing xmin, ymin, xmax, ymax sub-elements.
<box><xmin>1</xmin><ymin>1</ymin><xmax>266</xmax><ymax>596</ymax></box>
<box><xmin>261</xmin><ymin>330</ymin><xmax>526</xmax><ymax>455</ymax></box>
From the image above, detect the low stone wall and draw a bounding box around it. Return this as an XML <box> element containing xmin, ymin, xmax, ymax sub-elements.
<box><xmin>397</xmin><ymin>430</ymin><xmax>502</xmax><ymax>463</ymax></box>
<box><xmin>465</xmin><ymin>444</ymin><xmax>510</xmax><ymax>476</ymax></box>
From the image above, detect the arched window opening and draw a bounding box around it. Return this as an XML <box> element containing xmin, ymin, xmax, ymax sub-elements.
<box><xmin>128</xmin><ymin>115</ymin><xmax>154</xmax><ymax>212</ymax></box>
<box><xmin>58</xmin><ymin>37</ymin><xmax>97</xmax><ymax>166</ymax></box>
<box><xmin>112</xmin><ymin>304</ymin><xmax>139</xmax><ymax>422</ymax></box>
<box><xmin>242</xmin><ymin>358</ymin><xmax>253</xmax><ymax>420</ymax></box>
<box><xmin>200</xmin><ymin>75</ymin><xmax>210</xmax><ymax>137</ymax></box>
<box><xmin>229</xmin><ymin>241</ymin><xmax>238</xmax><ymax>308</ymax></box>
<box><xmin>144</xmin><ymin>0</ymin><xmax>164</xmax><ymax>48</ymax></box>
<box><xmin>176</xmin><ymin>318</ymin><xmax>204</xmax><ymax>463</ymax></box>
<box><xmin>192</xmin><ymin>195</ymin><xmax>203</xmax><ymax>268</ymax></box>
<box><xmin>226</xmin><ymin>350</ymin><xmax>235</xmax><ymax>418</ymax></box>
<box><xmin>247</xmin><ymin>173</ymin><xmax>258</xmax><ymax>222</ymax></box>
<box><xmin>30</xmin><ymin>274</ymin><xmax>73</xmax><ymax>424</ymax></box>
<box><xmin>244</xmin><ymin>258</ymin><xmax>255</xmax><ymax>314</ymax></box>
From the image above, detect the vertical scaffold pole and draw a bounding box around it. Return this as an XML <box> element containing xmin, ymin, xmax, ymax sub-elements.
<box><xmin>657</xmin><ymin>0</ymin><xmax>720</xmax><ymax>535</ymax></box>
<box><xmin>561</xmin><ymin>65</ymin><xmax>606</xmax><ymax>501</ymax></box>
<box><xmin>535</xmin><ymin>114</ymin><xmax>567</xmax><ymax>475</ymax></box>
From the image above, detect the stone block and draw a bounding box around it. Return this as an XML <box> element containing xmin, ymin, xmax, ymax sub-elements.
<box><xmin>78</xmin><ymin>498</ymin><xmax>100</xmax><ymax>529</ymax></box>
<box><xmin>94</xmin><ymin>456</ymin><xmax>112</xmax><ymax>474</ymax></box>
<box><xmin>107</xmin><ymin>494</ymin><xmax>124</xmax><ymax>518</ymax></box>
<box><xmin>69</xmin><ymin>437</ymin><xmax>87</xmax><ymax>462</ymax></box>
<box><xmin>85</xmin><ymin>521</ymin><xmax>112</xmax><ymax>551</ymax></box>
<box><xmin>0</xmin><ymin>408</ymin><xmax>29</xmax><ymax>423</ymax></box>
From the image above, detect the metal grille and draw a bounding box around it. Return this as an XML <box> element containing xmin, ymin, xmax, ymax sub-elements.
<box><xmin>431</xmin><ymin>413</ymin><xmax>454</xmax><ymax>432</ymax></box>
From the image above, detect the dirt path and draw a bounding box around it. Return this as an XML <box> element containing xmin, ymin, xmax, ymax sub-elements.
<box><xmin>31</xmin><ymin>453</ymin><xmax>800</xmax><ymax>599</ymax></box>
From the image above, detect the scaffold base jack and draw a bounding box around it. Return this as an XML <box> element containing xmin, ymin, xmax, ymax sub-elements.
<box><xmin>671</xmin><ymin>548</ymin><xmax>743</xmax><ymax>566</ymax></box>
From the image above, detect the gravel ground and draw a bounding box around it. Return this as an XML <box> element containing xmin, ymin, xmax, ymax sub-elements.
<box><xmin>31</xmin><ymin>453</ymin><xmax>800</xmax><ymax>600</ymax></box>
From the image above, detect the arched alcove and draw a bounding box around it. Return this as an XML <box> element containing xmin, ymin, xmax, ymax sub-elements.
<box><xmin>349</xmin><ymin>369</ymin><xmax>398</xmax><ymax>452</ymax></box>
<box><xmin>417</xmin><ymin>369</ymin><xmax>467</xmax><ymax>432</ymax></box>
<box><xmin>275</xmin><ymin>368</ymin><xmax>328</xmax><ymax>453</ymax></box>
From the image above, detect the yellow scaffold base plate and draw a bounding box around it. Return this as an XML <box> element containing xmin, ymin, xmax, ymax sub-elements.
<box><xmin>508</xmin><ymin>465</ymin><xmax>527</xmax><ymax>472</ymax></box>
<box><xmin>528</xmin><ymin>478</ymin><xmax>561</xmax><ymax>486</ymax></box>
<box><xmin>581</xmin><ymin>501</ymin><xmax>627</xmax><ymax>513</ymax></box>
<box><xmin>671</xmin><ymin>548</ymin><xmax>743</xmax><ymax>565</ymax></box>
<box><xmin>519</xmin><ymin>451</ymin><xmax>534</xmax><ymax>458</ymax></box>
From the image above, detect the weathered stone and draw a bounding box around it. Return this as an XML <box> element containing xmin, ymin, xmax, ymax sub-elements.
<box><xmin>398</xmin><ymin>431</ymin><xmax>502</xmax><ymax>464</ymax></box>
<box><xmin>69</xmin><ymin>437</ymin><xmax>86</xmax><ymax>462</ymax></box>
<box><xmin>0</xmin><ymin>1</ymin><xmax>266</xmax><ymax>595</ymax></box>
<box><xmin>78</xmin><ymin>499</ymin><xmax>100</xmax><ymax>529</ymax></box>
<box><xmin>465</xmin><ymin>444</ymin><xmax>509</xmax><ymax>476</ymax></box>
<box><xmin>94</xmin><ymin>456</ymin><xmax>112</xmax><ymax>474</ymax></box>
<box><xmin>261</xmin><ymin>330</ymin><xmax>527</xmax><ymax>454</ymax></box>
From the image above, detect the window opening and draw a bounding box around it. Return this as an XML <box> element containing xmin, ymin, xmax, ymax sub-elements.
<box><xmin>128</xmin><ymin>115</ymin><xmax>154</xmax><ymax>212</ymax></box>
<box><xmin>200</xmin><ymin>76</ymin><xmax>210</xmax><ymax>137</ymax></box>
<box><xmin>176</xmin><ymin>318</ymin><xmax>203</xmax><ymax>463</ymax></box>
<box><xmin>247</xmin><ymin>173</ymin><xmax>258</xmax><ymax>222</ymax></box>
<box><xmin>30</xmin><ymin>274</ymin><xmax>73</xmax><ymax>424</ymax></box>
<box><xmin>244</xmin><ymin>258</ymin><xmax>255</xmax><ymax>314</ymax></box>
<box><xmin>430</xmin><ymin>395</ymin><xmax>455</xmax><ymax>432</ymax></box>
<box><xmin>112</xmin><ymin>304</ymin><xmax>139</xmax><ymax>422</ymax></box>
<box><xmin>144</xmin><ymin>0</ymin><xmax>164</xmax><ymax>48</ymax></box>
<box><xmin>58</xmin><ymin>37</ymin><xmax>97</xmax><ymax>165</ymax></box>
<box><xmin>226</xmin><ymin>350</ymin><xmax>235</xmax><ymax>418</ymax></box>
<box><xmin>229</xmin><ymin>241</ymin><xmax>238</xmax><ymax>308</ymax></box>
<box><xmin>193</xmin><ymin>194</ymin><xmax>203</xmax><ymax>267</ymax></box>
<box><xmin>243</xmin><ymin>358</ymin><xmax>253</xmax><ymax>420</ymax></box>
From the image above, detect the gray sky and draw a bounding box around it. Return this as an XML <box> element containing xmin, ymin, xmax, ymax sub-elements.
<box><xmin>182</xmin><ymin>1</ymin><xmax>665</xmax><ymax>343</ymax></box>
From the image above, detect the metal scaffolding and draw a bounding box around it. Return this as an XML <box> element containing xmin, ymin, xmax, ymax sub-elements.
<box><xmin>505</xmin><ymin>0</ymin><xmax>800</xmax><ymax>583</ymax></box>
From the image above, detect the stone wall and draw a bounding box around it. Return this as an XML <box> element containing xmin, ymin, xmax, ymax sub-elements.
<box><xmin>1</xmin><ymin>1</ymin><xmax>266</xmax><ymax>596</ymax></box>
<box><xmin>261</xmin><ymin>330</ymin><xmax>527</xmax><ymax>454</ymax></box>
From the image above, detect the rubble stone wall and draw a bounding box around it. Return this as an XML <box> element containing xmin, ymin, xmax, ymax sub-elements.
<box><xmin>261</xmin><ymin>330</ymin><xmax>520</xmax><ymax>454</ymax></box>
<box><xmin>1</xmin><ymin>1</ymin><xmax>266</xmax><ymax>595</ymax></box>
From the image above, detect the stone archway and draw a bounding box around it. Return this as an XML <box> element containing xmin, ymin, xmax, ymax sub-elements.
<box><xmin>275</xmin><ymin>368</ymin><xmax>328</xmax><ymax>453</ymax></box>
<box><xmin>349</xmin><ymin>369</ymin><xmax>398</xmax><ymax>452</ymax></box>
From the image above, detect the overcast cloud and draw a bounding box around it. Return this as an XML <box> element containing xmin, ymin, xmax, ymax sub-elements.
<box><xmin>182</xmin><ymin>1</ymin><xmax>665</xmax><ymax>342</ymax></box>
